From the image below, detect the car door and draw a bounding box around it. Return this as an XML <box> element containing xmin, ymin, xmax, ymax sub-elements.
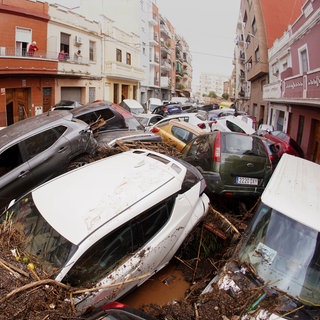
<box><xmin>221</xmin><ymin>134</ymin><xmax>272</xmax><ymax>189</ymax></box>
<box><xmin>23</xmin><ymin>126</ymin><xmax>72</xmax><ymax>185</ymax></box>
<box><xmin>0</xmin><ymin>142</ymin><xmax>32</xmax><ymax>209</ymax></box>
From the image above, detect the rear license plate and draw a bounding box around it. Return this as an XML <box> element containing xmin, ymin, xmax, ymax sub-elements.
<box><xmin>236</xmin><ymin>177</ymin><xmax>258</xmax><ymax>185</ymax></box>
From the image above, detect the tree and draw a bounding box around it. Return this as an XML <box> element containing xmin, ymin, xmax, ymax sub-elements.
<box><xmin>222</xmin><ymin>93</ymin><xmax>229</xmax><ymax>100</ymax></box>
<box><xmin>208</xmin><ymin>91</ymin><xmax>217</xmax><ymax>98</ymax></box>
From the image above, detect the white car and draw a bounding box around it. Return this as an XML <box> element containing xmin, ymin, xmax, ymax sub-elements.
<box><xmin>201</xmin><ymin>154</ymin><xmax>320</xmax><ymax>319</ymax></box>
<box><xmin>4</xmin><ymin>149</ymin><xmax>209</xmax><ymax>314</ymax></box>
<box><xmin>210</xmin><ymin>115</ymin><xmax>255</xmax><ymax>134</ymax></box>
<box><xmin>148</xmin><ymin>113</ymin><xmax>211</xmax><ymax>132</ymax></box>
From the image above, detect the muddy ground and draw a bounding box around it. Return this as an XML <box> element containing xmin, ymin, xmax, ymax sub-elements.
<box><xmin>0</xmin><ymin>144</ymin><xmax>261</xmax><ymax>320</ymax></box>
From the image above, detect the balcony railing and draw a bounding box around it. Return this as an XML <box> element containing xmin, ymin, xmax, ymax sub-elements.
<box><xmin>0</xmin><ymin>46</ymin><xmax>89</xmax><ymax>64</ymax></box>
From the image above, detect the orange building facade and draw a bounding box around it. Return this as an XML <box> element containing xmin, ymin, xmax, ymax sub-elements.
<box><xmin>0</xmin><ymin>0</ymin><xmax>57</xmax><ymax>126</ymax></box>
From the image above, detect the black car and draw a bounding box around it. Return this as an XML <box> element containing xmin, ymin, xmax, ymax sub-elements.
<box><xmin>71</xmin><ymin>101</ymin><xmax>161</xmax><ymax>146</ymax></box>
<box><xmin>197</xmin><ymin>103</ymin><xmax>219</xmax><ymax>112</ymax></box>
<box><xmin>0</xmin><ymin>111</ymin><xmax>97</xmax><ymax>210</ymax></box>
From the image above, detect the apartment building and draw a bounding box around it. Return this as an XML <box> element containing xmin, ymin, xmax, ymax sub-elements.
<box><xmin>199</xmin><ymin>73</ymin><xmax>229</xmax><ymax>98</ymax></box>
<box><xmin>234</xmin><ymin>0</ymin><xmax>304</xmax><ymax>124</ymax></box>
<box><xmin>75</xmin><ymin>0</ymin><xmax>145</xmax><ymax>104</ymax></box>
<box><xmin>264</xmin><ymin>0</ymin><xmax>320</xmax><ymax>162</ymax></box>
<box><xmin>159</xmin><ymin>15</ymin><xmax>175</xmax><ymax>102</ymax></box>
<box><xmin>175</xmin><ymin>35</ymin><xmax>192</xmax><ymax>98</ymax></box>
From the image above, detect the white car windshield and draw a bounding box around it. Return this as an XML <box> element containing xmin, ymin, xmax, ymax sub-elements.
<box><xmin>237</xmin><ymin>203</ymin><xmax>320</xmax><ymax>306</ymax></box>
<box><xmin>3</xmin><ymin>195</ymin><xmax>77</xmax><ymax>273</ymax></box>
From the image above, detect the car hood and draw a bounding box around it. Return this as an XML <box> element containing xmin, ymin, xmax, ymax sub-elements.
<box><xmin>96</xmin><ymin>130</ymin><xmax>161</xmax><ymax>146</ymax></box>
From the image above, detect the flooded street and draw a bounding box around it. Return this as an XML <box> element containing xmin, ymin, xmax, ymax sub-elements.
<box><xmin>122</xmin><ymin>262</ymin><xmax>190</xmax><ymax>307</ymax></box>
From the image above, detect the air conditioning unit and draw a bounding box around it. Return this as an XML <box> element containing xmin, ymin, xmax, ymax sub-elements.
<box><xmin>75</xmin><ymin>36</ymin><xmax>83</xmax><ymax>45</ymax></box>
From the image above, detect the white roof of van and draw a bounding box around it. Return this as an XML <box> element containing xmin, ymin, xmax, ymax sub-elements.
<box><xmin>32</xmin><ymin>150</ymin><xmax>185</xmax><ymax>244</ymax></box>
<box><xmin>261</xmin><ymin>153</ymin><xmax>320</xmax><ymax>231</ymax></box>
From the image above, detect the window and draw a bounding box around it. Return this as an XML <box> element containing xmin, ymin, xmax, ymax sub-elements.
<box><xmin>172</xmin><ymin>126</ymin><xmax>192</xmax><ymax>144</ymax></box>
<box><xmin>126</xmin><ymin>52</ymin><xmax>131</xmax><ymax>65</ymax></box>
<box><xmin>299</xmin><ymin>47</ymin><xmax>309</xmax><ymax>73</ymax></box>
<box><xmin>23</xmin><ymin>126</ymin><xmax>67</xmax><ymax>160</ymax></box>
<box><xmin>63</xmin><ymin>199</ymin><xmax>173</xmax><ymax>287</ymax></box>
<box><xmin>88</xmin><ymin>87</ymin><xmax>96</xmax><ymax>103</ymax></box>
<box><xmin>183</xmin><ymin>134</ymin><xmax>213</xmax><ymax>172</ymax></box>
<box><xmin>60</xmin><ymin>33</ymin><xmax>70</xmax><ymax>56</ymax></box>
<box><xmin>255</xmin><ymin>47</ymin><xmax>260</xmax><ymax>62</ymax></box>
<box><xmin>252</xmin><ymin>17</ymin><xmax>257</xmax><ymax>34</ymax></box>
<box><xmin>0</xmin><ymin>144</ymin><xmax>23</xmax><ymax>177</ymax></box>
<box><xmin>89</xmin><ymin>41</ymin><xmax>95</xmax><ymax>62</ymax></box>
<box><xmin>16</xmin><ymin>27</ymin><xmax>31</xmax><ymax>56</ymax></box>
<box><xmin>116</xmin><ymin>49</ymin><xmax>122</xmax><ymax>62</ymax></box>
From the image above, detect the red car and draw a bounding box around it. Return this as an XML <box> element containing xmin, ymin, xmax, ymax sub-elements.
<box><xmin>257</xmin><ymin>130</ymin><xmax>304</xmax><ymax>158</ymax></box>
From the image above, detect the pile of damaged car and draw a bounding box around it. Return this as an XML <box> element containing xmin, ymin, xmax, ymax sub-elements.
<box><xmin>200</xmin><ymin>153</ymin><xmax>320</xmax><ymax>319</ymax></box>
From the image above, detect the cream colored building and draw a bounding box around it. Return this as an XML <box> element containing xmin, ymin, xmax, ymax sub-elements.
<box><xmin>48</xmin><ymin>4</ymin><xmax>104</xmax><ymax>103</ymax></box>
<box><xmin>76</xmin><ymin>0</ymin><xmax>146</xmax><ymax>104</ymax></box>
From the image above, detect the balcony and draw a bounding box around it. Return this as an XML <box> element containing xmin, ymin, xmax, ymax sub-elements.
<box><xmin>0</xmin><ymin>46</ymin><xmax>58</xmax><ymax>75</ymax></box>
<box><xmin>161</xmin><ymin>60</ymin><xmax>171</xmax><ymax>71</ymax></box>
<box><xmin>160</xmin><ymin>24</ymin><xmax>172</xmax><ymax>39</ymax></box>
<box><xmin>0</xmin><ymin>46</ymin><xmax>91</xmax><ymax>76</ymax></box>
<box><xmin>160</xmin><ymin>76</ymin><xmax>170</xmax><ymax>88</ymax></box>
<box><xmin>105</xmin><ymin>61</ymin><xmax>144</xmax><ymax>81</ymax></box>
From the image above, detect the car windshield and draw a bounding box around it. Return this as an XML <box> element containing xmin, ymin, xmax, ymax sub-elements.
<box><xmin>237</xmin><ymin>203</ymin><xmax>320</xmax><ymax>305</ymax></box>
<box><xmin>1</xmin><ymin>195</ymin><xmax>77</xmax><ymax>273</ymax></box>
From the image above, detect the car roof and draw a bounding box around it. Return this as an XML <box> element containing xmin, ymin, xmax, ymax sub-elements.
<box><xmin>0</xmin><ymin>110</ymin><xmax>74</xmax><ymax>147</ymax></box>
<box><xmin>158</xmin><ymin>119</ymin><xmax>204</xmax><ymax>133</ymax></box>
<box><xmin>31</xmin><ymin>149</ymin><xmax>186</xmax><ymax>244</ymax></box>
<box><xmin>213</xmin><ymin>115</ymin><xmax>255</xmax><ymax>134</ymax></box>
<box><xmin>70</xmin><ymin>101</ymin><xmax>114</xmax><ymax>116</ymax></box>
<box><xmin>261</xmin><ymin>153</ymin><xmax>320</xmax><ymax>232</ymax></box>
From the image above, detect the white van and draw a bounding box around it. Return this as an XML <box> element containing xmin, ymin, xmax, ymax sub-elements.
<box><xmin>146</xmin><ymin>98</ymin><xmax>162</xmax><ymax>113</ymax></box>
<box><xmin>3</xmin><ymin>149</ymin><xmax>209</xmax><ymax>315</ymax></box>
<box><xmin>202</xmin><ymin>153</ymin><xmax>320</xmax><ymax>319</ymax></box>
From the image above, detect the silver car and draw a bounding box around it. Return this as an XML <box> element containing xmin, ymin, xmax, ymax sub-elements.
<box><xmin>0</xmin><ymin>110</ymin><xmax>97</xmax><ymax>210</ymax></box>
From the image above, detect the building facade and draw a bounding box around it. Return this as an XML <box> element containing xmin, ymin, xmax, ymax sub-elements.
<box><xmin>234</xmin><ymin>0</ymin><xmax>304</xmax><ymax>125</ymax></box>
<box><xmin>48</xmin><ymin>4</ymin><xmax>104</xmax><ymax>104</ymax></box>
<box><xmin>0</xmin><ymin>0</ymin><xmax>53</xmax><ymax>126</ymax></box>
<box><xmin>264</xmin><ymin>0</ymin><xmax>320</xmax><ymax>162</ymax></box>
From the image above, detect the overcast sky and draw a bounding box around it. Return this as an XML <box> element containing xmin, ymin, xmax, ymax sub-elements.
<box><xmin>156</xmin><ymin>0</ymin><xmax>241</xmax><ymax>85</ymax></box>
<box><xmin>48</xmin><ymin>0</ymin><xmax>241</xmax><ymax>85</ymax></box>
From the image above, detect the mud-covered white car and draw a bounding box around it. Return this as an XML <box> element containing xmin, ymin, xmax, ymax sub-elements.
<box><xmin>3</xmin><ymin>149</ymin><xmax>209</xmax><ymax>314</ymax></box>
<box><xmin>201</xmin><ymin>154</ymin><xmax>320</xmax><ymax>319</ymax></box>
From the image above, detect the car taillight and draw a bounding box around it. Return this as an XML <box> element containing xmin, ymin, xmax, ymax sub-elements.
<box><xmin>102</xmin><ymin>301</ymin><xmax>128</xmax><ymax>310</ymax></box>
<box><xmin>213</xmin><ymin>132</ymin><xmax>221</xmax><ymax>162</ymax></box>
<box><xmin>197</xmin><ymin>123</ymin><xmax>206</xmax><ymax>129</ymax></box>
<box><xmin>151</xmin><ymin>127</ymin><xmax>159</xmax><ymax>133</ymax></box>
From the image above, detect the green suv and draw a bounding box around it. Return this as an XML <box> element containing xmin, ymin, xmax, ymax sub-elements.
<box><xmin>181</xmin><ymin>131</ymin><xmax>273</xmax><ymax>197</ymax></box>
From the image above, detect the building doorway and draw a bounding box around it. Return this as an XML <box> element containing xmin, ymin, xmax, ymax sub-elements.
<box><xmin>5</xmin><ymin>88</ymin><xmax>29</xmax><ymax>124</ymax></box>
<box><xmin>310</xmin><ymin>119</ymin><xmax>320</xmax><ymax>164</ymax></box>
